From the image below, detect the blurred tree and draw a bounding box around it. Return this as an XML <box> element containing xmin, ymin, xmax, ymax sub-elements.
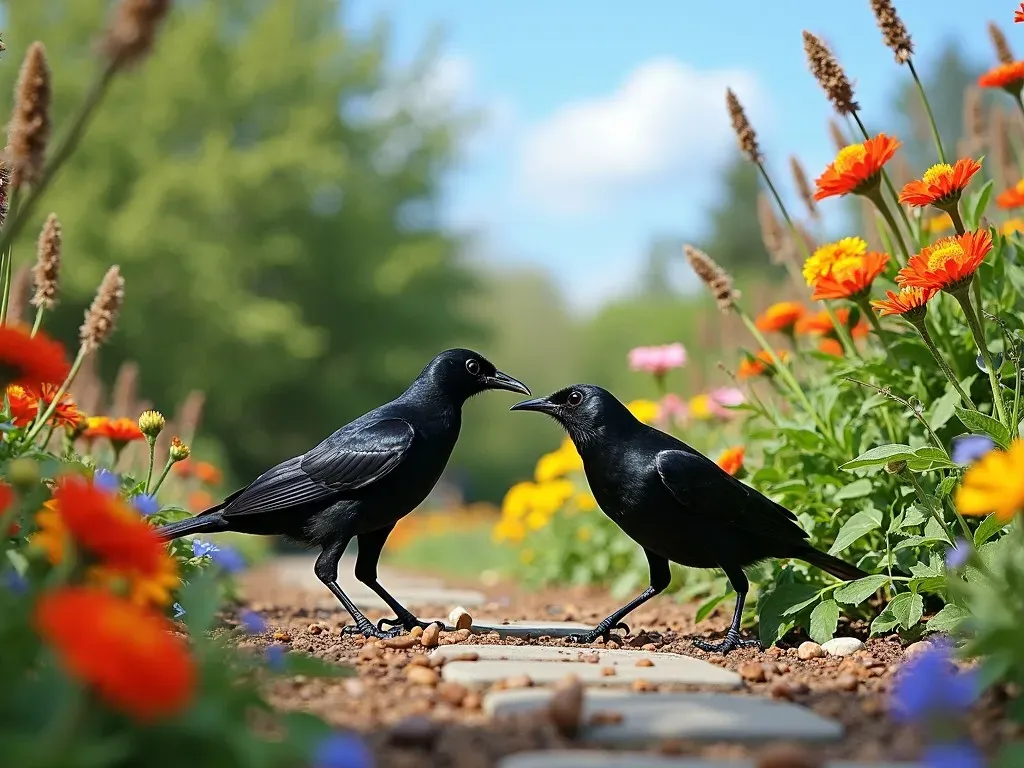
<box><xmin>1</xmin><ymin>0</ymin><xmax>480</xmax><ymax>482</ymax></box>
<box><xmin>638</xmin><ymin>237</ymin><xmax>682</xmax><ymax>299</ymax></box>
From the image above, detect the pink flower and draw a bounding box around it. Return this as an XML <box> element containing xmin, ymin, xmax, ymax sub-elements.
<box><xmin>628</xmin><ymin>343</ymin><xmax>687</xmax><ymax>376</ymax></box>
<box><xmin>657</xmin><ymin>393</ymin><xmax>689</xmax><ymax>429</ymax></box>
<box><xmin>709</xmin><ymin>387</ymin><xmax>745</xmax><ymax>419</ymax></box>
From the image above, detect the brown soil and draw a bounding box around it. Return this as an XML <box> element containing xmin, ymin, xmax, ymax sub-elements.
<box><xmin>232</xmin><ymin>564</ymin><xmax>1019</xmax><ymax>768</ymax></box>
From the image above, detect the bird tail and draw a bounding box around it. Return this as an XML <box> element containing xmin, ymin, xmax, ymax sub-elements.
<box><xmin>797</xmin><ymin>546</ymin><xmax>868</xmax><ymax>582</ymax></box>
<box><xmin>156</xmin><ymin>510</ymin><xmax>229</xmax><ymax>541</ymax></box>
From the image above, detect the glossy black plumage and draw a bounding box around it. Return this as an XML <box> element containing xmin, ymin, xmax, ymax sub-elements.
<box><xmin>158</xmin><ymin>349</ymin><xmax>530</xmax><ymax>638</ymax></box>
<box><xmin>511</xmin><ymin>384</ymin><xmax>867</xmax><ymax>653</ymax></box>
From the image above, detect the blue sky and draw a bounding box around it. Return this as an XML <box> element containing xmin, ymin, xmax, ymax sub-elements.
<box><xmin>346</xmin><ymin>1</ymin><xmax>1017</xmax><ymax>309</ymax></box>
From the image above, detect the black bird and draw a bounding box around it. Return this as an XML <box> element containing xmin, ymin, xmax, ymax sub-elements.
<box><xmin>511</xmin><ymin>384</ymin><xmax>867</xmax><ymax>654</ymax></box>
<box><xmin>157</xmin><ymin>349</ymin><xmax>530</xmax><ymax>639</ymax></box>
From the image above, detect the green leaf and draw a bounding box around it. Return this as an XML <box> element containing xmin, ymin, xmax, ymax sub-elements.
<box><xmin>936</xmin><ymin>475</ymin><xmax>958</xmax><ymax>499</ymax></box>
<box><xmin>928</xmin><ymin>387</ymin><xmax>961</xmax><ymax>431</ymax></box>
<box><xmin>888</xmin><ymin>591</ymin><xmax>925</xmax><ymax>630</ymax></box>
<box><xmin>955</xmin><ymin>406</ymin><xmax>1012</xmax><ymax>449</ymax></box>
<box><xmin>840</xmin><ymin>443</ymin><xmax>915</xmax><ymax>471</ymax></box>
<box><xmin>926</xmin><ymin>603</ymin><xmax>968</xmax><ymax>634</ymax></box>
<box><xmin>833</xmin><ymin>478</ymin><xmax>873</xmax><ymax>501</ymax></box>
<box><xmin>695</xmin><ymin>592</ymin><xmax>728</xmax><ymax>624</ymax></box>
<box><xmin>965</xmin><ymin>179</ymin><xmax>994</xmax><ymax>230</ymax></box>
<box><xmin>911</xmin><ymin>446</ymin><xmax>956</xmax><ymax>469</ymax></box>
<box><xmin>828</xmin><ymin>510</ymin><xmax>882</xmax><ymax>555</ymax></box>
<box><xmin>995</xmin><ymin>743</ymin><xmax>1024</xmax><ymax>768</ymax></box>
<box><xmin>833</xmin><ymin>574</ymin><xmax>889</xmax><ymax>605</ymax></box>
<box><xmin>893</xmin><ymin>534</ymin><xmax>950</xmax><ymax>552</ymax></box>
<box><xmin>281</xmin><ymin>652</ymin><xmax>355</xmax><ymax>678</ymax></box>
<box><xmin>808</xmin><ymin>599</ymin><xmax>840</xmax><ymax>644</ymax></box>
<box><xmin>177</xmin><ymin>569</ymin><xmax>221</xmax><ymax>636</ymax></box>
<box><xmin>757</xmin><ymin>581</ymin><xmax>821</xmax><ymax>647</ymax></box>
<box><xmin>974</xmin><ymin>513</ymin><xmax>1006</xmax><ymax>546</ymax></box>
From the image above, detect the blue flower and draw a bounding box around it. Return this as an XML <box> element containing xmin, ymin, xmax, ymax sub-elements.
<box><xmin>131</xmin><ymin>493</ymin><xmax>160</xmax><ymax>516</ymax></box>
<box><xmin>312</xmin><ymin>733</ymin><xmax>374</xmax><ymax>768</ymax></box>
<box><xmin>172</xmin><ymin>602</ymin><xmax>186</xmax><ymax>619</ymax></box>
<box><xmin>951</xmin><ymin>435</ymin><xmax>995</xmax><ymax>466</ymax></box>
<box><xmin>192</xmin><ymin>539</ymin><xmax>219</xmax><ymax>558</ymax></box>
<box><xmin>891</xmin><ymin>640</ymin><xmax>979</xmax><ymax>724</ymax></box>
<box><xmin>240</xmin><ymin>609</ymin><xmax>266</xmax><ymax>633</ymax></box>
<box><xmin>211</xmin><ymin>545</ymin><xmax>246</xmax><ymax>574</ymax></box>
<box><xmin>92</xmin><ymin>469</ymin><xmax>120</xmax><ymax>494</ymax></box>
<box><xmin>923</xmin><ymin>741</ymin><xmax>984</xmax><ymax>768</ymax></box>
<box><xmin>265</xmin><ymin>644</ymin><xmax>286</xmax><ymax>671</ymax></box>
<box><xmin>945</xmin><ymin>538</ymin><xmax>971</xmax><ymax>570</ymax></box>
<box><xmin>2</xmin><ymin>570</ymin><xmax>28</xmax><ymax>594</ymax></box>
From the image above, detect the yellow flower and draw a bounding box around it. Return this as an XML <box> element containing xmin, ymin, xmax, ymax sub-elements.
<box><xmin>576</xmin><ymin>526</ymin><xmax>592</xmax><ymax>542</ymax></box>
<box><xmin>534</xmin><ymin>440</ymin><xmax>583</xmax><ymax>482</ymax></box>
<box><xmin>501</xmin><ymin>481</ymin><xmax>536</xmax><ymax>521</ymax></box>
<box><xmin>575</xmin><ymin>492</ymin><xmax>597</xmax><ymax>512</ymax></box>
<box><xmin>1001</xmin><ymin>217</ymin><xmax>1024</xmax><ymax>235</ymax></box>
<box><xmin>924</xmin><ymin>213</ymin><xmax>954</xmax><ymax>235</ymax></box>
<box><xmin>956</xmin><ymin>439</ymin><xmax>1024</xmax><ymax>521</ymax></box>
<box><xmin>688</xmin><ymin>394</ymin><xmax>713</xmax><ymax>420</ymax></box>
<box><xmin>802</xmin><ymin>237</ymin><xmax>867</xmax><ymax>287</ymax></box>
<box><xmin>626</xmin><ymin>399</ymin><xmax>660</xmax><ymax>424</ymax></box>
<box><xmin>525</xmin><ymin>509</ymin><xmax>550</xmax><ymax>531</ymax></box>
<box><xmin>31</xmin><ymin>501</ymin><xmax>67</xmax><ymax>565</ymax></box>
<box><xmin>492</xmin><ymin>516</ymin><xmax>525</xmax><ymax>543</ymax></box>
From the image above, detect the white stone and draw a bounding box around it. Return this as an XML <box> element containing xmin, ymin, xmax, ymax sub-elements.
<box><xmin>821</xmin><ymin>637</ymin><xmax>866</xmax><ymax>657</ymax></box>
<box><xmin>497</xmin><ymin>753</ymin><xmax>920</xmax><ymax>768</ymax></box>
<box><xmin>484</xmin><ymin>689</ymin><xmax>843</xmax><ymax>743</ymax></box>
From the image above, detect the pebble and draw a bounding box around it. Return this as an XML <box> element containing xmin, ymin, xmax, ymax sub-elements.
<box><xmin>410</xmin><ymin>626</ymin><xmax>424</xmax><ymax>639</ymax></box>
<box><xmin>631</xmin><ymin>679</ymin><xmax>657</xmax><ymax>693</ymax></box>
<box><xmin>600</xmin><ymin>667</ymin><xmax>616</xmax><ymax>677</ymax></box>
<box><xmin>436</xmin><ymin>681</ymin><xmax>468</xmax><ymax>707</ymax></box>
<box><xmin>273</xmin><ymin>631</ymin><xmax>291</xmax><ymax>642</ymax></box>
<box><xmin>581</xmin><ymin>653</ymin><xmax>600</xmax><ymax>664</ymax></box>
<box><xmin>382</xmin><ymin>635</ymin><xmax>419</xmax><ymax>650</ymax></box>
<box><xmin>388</xmin><ymin>716</ymin><xmax>439</xmax><ymax>749</ymax></box>
<box><xmin>407</xmin><ymin>655</ymin><xmax>431</xmax><ymax>668</ymax></box>
<box><xmin>306</xmin><ymin>623</ymin><xmax>322</xmax><ymax>635</ymax></box>
<box><xmin>641</xmin><ymin>643</ymin><xmax>658</xmax><ymax>652</ymax></box>
<box><xmin>821</xmin><ymin>637</ymin><xmax>865</xmax><ymax>657</ymax></box>
<box><xmin>406</xmin><ymin>665</ymin><xmax>440</xmax><ymax>686</ymax></box>
<box><xmin>635</xmin><ymin>658</ymin><xmax>654</xmax><ymax>668</ymax></box>
<box><xmin>905</xmin><ymin>640</ymin><xmax>932</xmax><ymax>658</ymax></box>
<box><xmin>835</xmin><ymin>673</ymin><xmax>859</xmax><ymax>692</ymax></box>
<box><xmin>448</xmin><ymin>606</ymin><xmax>474</xmax><ymax>631</ymax></box>
<box><xmin>769</xmin><ymin>680</ymin><xmax>796</xmax><ymax>700</ymax></box>
<box><xmin>738</xmin><ymin>662</ymin><xmax>767</xmax><ymax>682</ymax></box>
<box><xmin>420</xmin><ymin>623</ymin><xmax>441</xmax><ymax>648</ymax></box>
<box><xmin>755</xmin><ymin>743</ymin><xmax>824</xmax><ymax>768</ymax></box>
<box><xmin>797</xmin><ymin>641</ymin><xmax>824</xmax><ymax>660</ymax></box>
<box><xmin>452</xmin><ymin>628</ymin><xmax>472</xmax><ymax>643</ymax></box>
<box><xmin>504</xmin><ymin>674</ymin><xmax>534</xmax><ymax>689</ymax></box>
<box><xmin>462</xmin><ymin>692</ymin><xmax>482</xmax><ymax>710</ymax></box>
<box><xmin>547</xmin><ymin>676</ymin><xmax>584</xmax><ymax>738</ymax></box>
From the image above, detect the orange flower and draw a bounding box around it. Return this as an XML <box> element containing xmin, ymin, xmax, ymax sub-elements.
<box><xmin>814</xmin><ymin>134</ymin><xmax>901</xmax><ymax>201</ymax></box>
<box><xmin>716</xmin><ymin>446</ymin><xmax>745</xmax><ymax>476</ymax></box>
<box><xmin>871</xmin><ymin>287</ymin><xmax>937</xmax><ymax>318</ymax></box>
<box><xmin>996</xmin><ymin>180</ymin><xmax>1024</xmax><ymax>209</ymax></box>
<box><xmin>0</xmin><ymin>326</ymin><xmax>71</xmax><ymax>389</ymax></box>
<box><xmin>35</xmin><ymin>587</ymin><xmax>196</xmax><ymax>721</ymax></box>
<box><xmin>802</xmin><ymin>237</ymin><xmax>867</xmax><ymax>287</ymax></box>
<box><xmin>84</xmin><ymin>416</ymin><xmax>144</xmax><ymax>444</ymax></box>
<box><xmin>187</xmin><ymin>490</ymin><xmax>215</xmax><ymax>512</ymax></box>
<box><xmin>795</xmin><ymin>308</ymin><xmax>868</xmax><ymax>338</ymax></box>
<box><xmin>896</xmin><ymin>230</ymin><xmax>993</xmax><ymax>292</ymax></box>
<box><xmin>978</xmin><ymin>61</ymin><xmax>1024</xmax><ymax>92</ymax></box>
<box><xmin>194</xmin><ymin>462</ymin><xmax>222</xmax><ymax>486</ymax></box>
<box><xmin>754</xmin><ymin>302</ymin><xmax>806</xmax><ymax>333</ymax></box>
<box><xmin>819</xmin><ymin>338</ymin><xmax>844</xmax><ymax>357</ymax></box>
<box><xmin>6</xmin><ymin>385</ymin><xmax>38</xmax><ymax>426</ymax></box>
<box><xmin>6</xmin><ymin>384</ymin><xmax>84</xmax><ymax>429</ymax></box>
<box><xmin>898</xmin><ymin>159</ymin><xmax>982</xmax><ymax>208</ymax></box>
<box><xmin>738</xmin><ymin>349</ymin><xmax>789</xmax><ymax>379</ymax></box>
<box><xmin>1017</xmin><ymin>2</ymin><xmax>1024</xmax><ymax>23</ymax></box>
<box><xmin>811</xmin><ymin>251</ymin><xmax>890</xmax><ymax>301</ymax></box>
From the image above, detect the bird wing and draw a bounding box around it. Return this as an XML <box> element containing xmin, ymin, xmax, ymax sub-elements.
<box><xmin>221</xmin><ymin>419</ymin><xmax>415</xmax><ymax>518</ymax></box>
<box><xmin>654</xmin><ymin>449</ymin><xmax>806</xmax><ymax>541</ymax></box>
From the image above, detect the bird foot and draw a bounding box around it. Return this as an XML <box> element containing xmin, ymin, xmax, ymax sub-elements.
<box><xmin>691</xmin><ymin>630</ymin><xmax>762</xmax><ymax>655</ymax></box>
<box><xmin>376</xmin><ymin>615</ymin><xmax>446</xmax><ymax>633</ymax></box>
<box><xmin>565</xmin><ymin>621</ymin><xmax>630</xmax><ymax>645</ymax></box>
<box><xmin>342</xmin><ymin>621</ymin><xmax>405</xmax><ymax>639</ymax></box>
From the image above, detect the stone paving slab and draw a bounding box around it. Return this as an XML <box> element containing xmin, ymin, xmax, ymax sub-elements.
<box><xmin>485</xmin><ymin>690</ymin><xmax>843</xmax><ymax>743</ymax></box>
<box><xmin>460</xmin><ymin>620</ymin><xmax>596</xmax><ymax>638</ymax></box>
<box><xmin>433</xmin><ymin>645</ymin><xmax>740</xmax><ymax>688</ymax></box>
<box><xmin>498</xmin><ymin>754</ymin><xmax>920</xmax><ymax>768</ymax></box>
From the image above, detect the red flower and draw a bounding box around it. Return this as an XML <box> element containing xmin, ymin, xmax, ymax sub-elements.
<box><xmin>814</xmin><ymin>134</ymin><xmax>901</xmax><ymax>201</ymax></box>
<box><xmin>896</xmin><ymin>230</ymin><xmax>993</xmax><ymax>292</ymax></box>
<box><xmin>978</xmin><ymin>61</ymin><xmax>1024</xmax><ymax>92</ymax></box>
<box><xmin>0</xmin><ymin>326</ymin><xmax>70</xmax><ymax>389</ymax></box>
<box><xmin>84</xmin><ymin>416</ymin><xmax>144</xmax><ymax>444</ymax></box>
<box><xmin>898</xmin><ymin>158</ymin><xmax>982</xmax><ymax>208</ymax></box>
<box><xmin>997</xmin><ymin>180</ymin><xmax>1024</xmax><ymax>209</ymax></box>
<box><xmin>1017</xmin><ymin>2</ymin><xmax>1024</xmax><ymax>23</ymax></box>
<box><xmin>5</xmin><ymin>384</ymin><xmax>83</xmax><ymax>429</ymax></box>
<box><xmin>716</xmin><ymin>446</ymin><xmax>744</xmax><ymax>476</ymax></box>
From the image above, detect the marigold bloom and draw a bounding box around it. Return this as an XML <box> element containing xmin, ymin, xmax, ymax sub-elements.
<box><xmin>811</xmin><ymin>251</ymin><xmax>890</xmax><ymax>301</ymax></box>
<box><xmin>1001</xmin><ymin>217</ymin><xmax>1024</xmax><ymax>235</ymax></box>
<box><xmin>754</xmin><ymin>302</ymin><xmax>806</xmax><ymax>333</ymax></box>
<box><xmin>898</xmin><ymin>159</ymin><xmax>982</xmax><ymax>208</ymax></box>
<box><xmin>187</xmin><ymin>490</ymin><xmax>215</xmax><ymax>512</ymax></box>
<box><xmin>6</xmin><ymin>384</ymin><xmax>38</xmax><ymax>426</ymax></box>
<box><xmin>534</xmin><ymin>439</ymin><xmax>583</xmax><ymax>483</ymax></box>
<box><xmin>5</xmin><ymin>384</ymin><xmax>83</xmax><ymax>429</ymax></box>
<box><xmin>738</xmin><ymin>349</ymin><xmax>789</xmax><ymax>379</ymax></box>
<box><xmin>716</xmin><ymin>446</ymin><xmax>745</xmax><ymax>476</ymax></box>
<box><xmin>956</xmin><ymin>439</ymin><xmax>1024</xmax><ymax>521</ymax></box>
<box><xmin>194</xmin><ymin>461</ymin><xmax>222</xmax><ymax>486</ymax></box>
<box><xmin>802</xmin><ymin>237</ymin><xmax>867</xmax><ymax>287</ymax></box>
<box><xmin>84</xmin><ymin>416</ymin><xmax>144</xmax><ymax>444</ymax></box>
<box><xmin>978</xmin><ymin>61</ymin><xmax>1024</xmax><ymax>92</ymax></box>
<box><xmin>896</xmin><ymin>230</ymin><xmax>993</xmax><ymax>292</ymax></box>
<box><xmin>1017</xmin><ymin>2</ymin><xmax>1024</xmax><ymax>23</ymax></box>
<box><xmin>819</xmin><ymin>338</ymin><xmax>845</xmax><ymax>357</ymax></box>
<box><xmin>814</xmin><ymin>134</ymin><xmax>901</xmax><ymax>201</ymax></box>
<box><xmin>626</xmin><ymin>399</ymin><xmax>660</xmax><ymax>424</ymax></box>
<box><xmin>871</xmin><ymin>287</ymin><xmax>937</xmax><ymax>318</ymax></box>
<box><xmin>0</xmin><ymin>326</ymin><xmax>70</xmax><ymax>389</ymax></box>
<box><xmin>996</xmin><ymin>180</ymin><xmax>1024</xmax><ymax>209</ymax></box>
<box><xmin>796</xmin><ymin>307</ymin><xmax>869</xmax><ymax>338</ymax></box>
<box><xmin>35</xmin><ymin>587</ymin><xmax>196</xmax><ymax>720</ymax></box>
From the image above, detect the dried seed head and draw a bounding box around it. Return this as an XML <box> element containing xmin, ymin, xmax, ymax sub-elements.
<box><xmin>6</xmin><ymin>42</ymin><xmax>51</xmax><ymax>189</ymax></box>
<box><xmin>789</xmin><ymin>156</ymin><xmax>818</xmax><ymax>220</ymax></box>
<box><xmin>112</xmin><ymin>360</ymin><xmax>140</xmax><ymax>417</ymax></box>
<box><xmin>101</xmin><ymin>0</ymin><xmax>172</xmax><ymax>68</ymax></box>
<box><xmin>963</xmin><ymin>86</ymin><xmax>986</xmax><ymax>155</ymax></box>
<box><xmin>31</xmin><ymin>213</ymin><xmax>62</xmax><ymax>310</ymax></box>
<box><xmin>7</xmin><ymin>265</ymin><xmax>32</xmax><ymax>324</ymax></box>
<box><xmin>80</xmin><ymin>265</ymin><xmax>125</xmax><ymax>352</ymax></box>
<box><xmin>725</xmin><ymin>89</ymin><xmax>762</xmax><ymax>163</ymax></box>
<box><xmin>988</xmin><ymin>21</ymin><xmax>1015</xmax><ymax>65</ymax></box>
<box><xmin>827</xmin><ymin>119</ymin><xmax>848</xmax><ymax>152</ymax></box>
<box><xmin>869</xmin><ymin>0</ymin><xmax>913</xmax><ymax>64</ymax></box>
<box><xmin>683</xmin><ymin>245</ymin><xmax>739</xmax><ymax>312</ymax></box>
<box><xmin>0</xmin><ymin>162</ymin><xmax>9</xmax><ymax>229</ymax></box>
<box><xmin>757</xmin><ymin>194</ymin><xmax>785</xmax><ymax>261</ymax></box>
<box><xmin>803</xmin><ymin>31</ymin><xmax>859</xmax><ymax>116</ymax></box>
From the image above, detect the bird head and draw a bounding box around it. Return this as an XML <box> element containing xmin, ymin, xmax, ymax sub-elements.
<box><xmin>510</xmin><ymin>384</ymin><xmax>635</xmax><ymax>447</ymax></box>
<box><xmin>421</xmin><ymin>349</ymin><xmax>531</xmax><ymax>402</ymax></box>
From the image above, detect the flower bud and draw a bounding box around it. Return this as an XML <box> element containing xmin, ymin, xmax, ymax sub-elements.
<box><xmin>884</xmin><ymin>460</ymin><xmax>908</xmax><ymax>475</ymax></box>
<box><xmin>169</xmin><ymin>436</ymin><xmax>190</xmax><ymax>463</ymax></box>
<box><xmin>6</xmin><ymin>457</ymin><xmax>39</xmax><ymax>489</ymax></box>
<box><xmin>138</xmin><ymin>409</ymin><xmax>165</xmax><ymax>439</ymax></box>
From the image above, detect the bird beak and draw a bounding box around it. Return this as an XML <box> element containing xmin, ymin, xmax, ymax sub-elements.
<box><xmin>484</xmin><ymin>370</ymin><xmax>531</xmax><ymax>396</ymax></box>
<box><xmin>509</xmin><ymin>396</ymin><xmax>555</xmax><ymax>414</ymax></box>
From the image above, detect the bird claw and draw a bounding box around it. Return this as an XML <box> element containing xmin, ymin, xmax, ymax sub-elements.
<box><xmin>565</xmin><ymin>621</ymin><xmax>630</xmax><ymax>645</ymax></box>
<box><xmin>342</xmin><ymin>622</ymin><xmax>404</xmax><ymax>639</ymax></box>
<box><xmin>691</xmin><ymin>631</ymin><xmax>762</xmax><ymax>655</ymax></box>
<box><xmin>376</xmin><ymin>616</ymin><xmax>444</xmax><ymax>633</ymax></box>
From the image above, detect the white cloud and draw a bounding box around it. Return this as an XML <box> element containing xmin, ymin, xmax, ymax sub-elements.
<box><xmin>518</xmin><ymin>59</ymin><xmax>764</xmax><ymax>215</ymax></box>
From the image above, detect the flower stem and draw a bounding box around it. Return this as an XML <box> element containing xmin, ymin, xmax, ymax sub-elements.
<box><xmin>151</xmin><ymin>458</ymin><xmax>174</xmax><ymax>495</ymax></box>
<box><xmin>144</xmin><ymin>437</ymin><xmax>157</xmax><ymax>494</ymax></box>
<box><xmin>951</xmin><ymin>283</ymin><xmax>1008</xmax><ymax>425</ymax></box>
<box><xmin>855</xmin><ymin>296</ymin><xmax>894</xmax><ymax>359</ymax></box>
<box><xmin>946</xmin><ymin>204</ymin><xmax>966</xmax><ymax>236</ymax></box>
<box><xmin>866</xmin><ymin>188</ymin><xmax>911</xmax><ymax>265</ymax></box>
<box><xmin>902</xmin><ymin>469</ymin><xmax>956</xmax><ymax>543</ymax></box>
<box><xmin>908</xmin><ymin>316</ymin><xmax>976</xmax><ymax>409</ymax></box>
<box><xmin>30</xmin><ymin>305</ymin><xmax>45</xmax><ymax>336</ymax></box>
<box><xmin>852</xmin><ymin>113</ymin><xmax>915</xmax><ymax>247</ymax></box>
<box><xmin>1013</xmin><ymin>91</ymin><xmax>1024</xmax><ymax>125</ymax></box>
<box><xmin>0</xmin><ymin>246</ymin><xmax>12</xmax><ymax>326</ymax></box>
<box><xmin>23</xmin><ymin>345</ymin><xmax>87</xmax><ymax>443</ymax></box>
<box><xmin>908</xmin><ymin>59</ymin><xmax>947</xmax><ymax>165</ymax></box>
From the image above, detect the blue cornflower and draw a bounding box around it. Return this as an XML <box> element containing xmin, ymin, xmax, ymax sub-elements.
<box><xmin>131</xmin><ymin>493</ymin><xmax>160</xmax><ymax>516</ymax></box>
<box><xmin>239</xmin><ymin>609</ymin><xmax>266</xmax><ymax>633</ymax></box>
<box><xmin>312</xmin><ymin>733</ymin><xmax>374</xmax><ymax>768</ymax></box>
<box><xmin>891</xmin><ymin>640</ymin><xmax>979</xmax><ymax>724</ymax></box>
<box><xmin>923</xmin><ymin>741</ymin><xmax>985</xmax><ymax>768</ymax></box>
<box><xmin>211</xmin><ymin>545</ymin><xmax>246</xmax><ymax>574</ymax></box>
<box><xmin>3</xmin><ymin>570</ymin><xmax>28</xmax><ymax>594</ymax></box>
<box><xmin>192</xmin><ymin>539</ymin><xmax>219</xmax><ymax>558</ymax></box>
<box><xmin>172</xmin><ymin>602</ymin><xmax>186</xmax><ymax>619</ymax></box>
<box><xmin>265</xmin><ymin>644</ymin><xmax>286</xmax><ymax>671</ymax></box>
<box><xmin>951</xmin><ymin>435</ymin><xmax>995</xmax><ymax>466</ymax></box>
<box><xmin>945</xmin><ymin>538</ymin><xmax>971</xmax><ymax>570</ymax></box>
<box><xmin>92</xmin><ymin>469</ymin><xmax>120</xmax><ymax>494</ymax></box>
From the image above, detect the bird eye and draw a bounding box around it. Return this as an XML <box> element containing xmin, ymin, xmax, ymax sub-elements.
<box><xmin>465</xmin><ymin>359</ymin><xmax>481</xmax><ymax>375</ymax></box>
<box><xmin>567</xmin><ymin>390</ymin><xmax>583</xmax><ymax>407</ymax></box>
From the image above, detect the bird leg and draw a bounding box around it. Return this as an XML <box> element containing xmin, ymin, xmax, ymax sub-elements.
<box><xmin>691</xmin><ymin>589</ymin><xmax>762</xmax><ymax>654</ymax></box>
<box><xmin>566</xmin><ymin>550</ymin><xmax>669</xmax><ymax>645</ymax></box>
<box><xmin>313</xmin><ymin>539</ymin><xmax>404</xmax><ymax>639</ymax></box>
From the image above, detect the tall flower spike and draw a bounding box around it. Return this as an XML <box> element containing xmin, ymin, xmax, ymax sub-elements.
<box><xmin>6</xmin><ymin>42</ymin><xmax>52</xmax><ymax>189</ymax></box>
<box><xmin>789</xmin><ymin>156</ymin><xmax>818</xmax><ymax>219</ymax></box>
<box><xmin>803</xmin><ymin>31</ymin><xmax>859</xmax><ymax>115</ymax></box>
<box><xmin>725</xmin><ymin>89</ymin><xmax>761</xmax><ymax>163</ymax></box>
<box><xmin>684</xmin><ymin>245</ymin><xmax>739</xmax><ymax>312</ymax></box>
<box><xmin>988</xmin><ymin>21</ymin><xmax>1015</xmax><ymax>65</ymax></box>
<box><xmin>31</xmin><ymin>213</ymin><xmax>62</xmax><ymax>310</ymax></box>
<box><xmin>870</xmin><ymin>0</ymin><xmax>913</xmax><ymax>64</ymax></box>
<box><xmin>962</xmin><ymin>87</ymin><xmax>985</xmax><ymax>155</ymax></box>
<box><xmin>0</xmin><ymin>163</ymin><xmax>10</xmax><ymax>229</ymax></box>
<box><xmin>80</xmin><ymin>265</ymin><xmax>125</xmax><ymax>353</ymax></box>
<box><xmin>101</xmin><ymin>0</ymin><xmax>172</xmax><ymax>68</ymax></box>
<box><xmin>7</xmin><ymin>265</ymin><xmax>32</xmax><ymax>324</ymax></box>
<box><xmin>828</xmin><ymin>120</ymin><xmax>848</xmax><ymax>152</ymax></box>
<box><xmin>757</xmin><ymin>194</ymin><xmax>785</xmax><ymax>262</ymax></box>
